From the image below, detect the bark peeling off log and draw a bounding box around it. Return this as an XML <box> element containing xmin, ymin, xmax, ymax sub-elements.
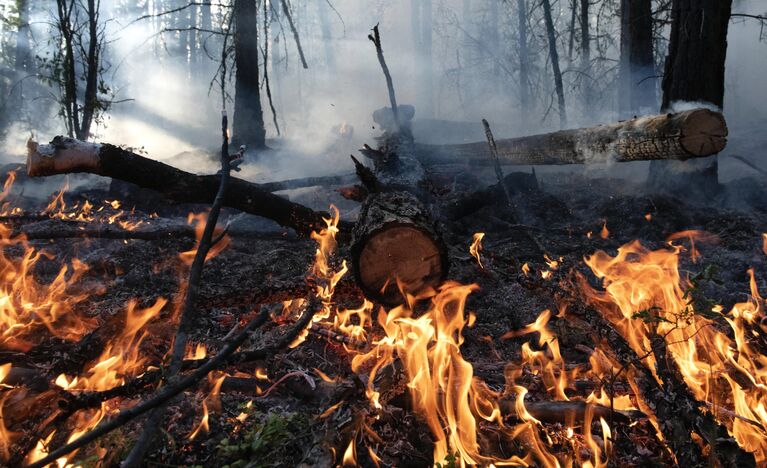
<box><xmin>26</xmin><ymin>136</ymin><xmax>328</xmax><ymax>236</ymax></box>
<box><xmin>417</xmin><ymin>108</ymin><xmax>727</xmax><ymax>166</ymax></box>
<box><xmin>351</xmin><ymin>191</ymin><xmax>447</xmax><ymax>305</ymax></box>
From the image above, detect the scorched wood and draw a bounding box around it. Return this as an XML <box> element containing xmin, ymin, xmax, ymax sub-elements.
<box><xmin>26</xmin><ymin>137</ymin><xmax>328</xmax><ymax>236</ymax></box>
<box><xmin>416</xmin><ymin>108</ymin><xmax>727</xmax><ymax>166</ymax></box>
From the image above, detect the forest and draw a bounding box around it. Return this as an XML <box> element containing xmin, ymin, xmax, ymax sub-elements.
<box><xmin>0</xmin><ymin>0</ymin><xmax>767</xmax><ymax>466</ymax></box>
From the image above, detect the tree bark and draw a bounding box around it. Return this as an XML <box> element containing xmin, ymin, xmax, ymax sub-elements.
<box><xmin>619</xmin><ymin>0</ymin><xmax>656</xmax><ymax>116</ymax></box>
<box><xmin>542</xmin><ymin>0</ymin><xmax>567</xmax><ymax>128</ymax></box>
<box><xmin>648</xmin><ymin>0</ymin><xmax>732</xmax><ymax>193</ymax></box>
<box><xmin>232</xmin><ymin>0</ymin><xmax>267</xmax><ymax>149</ymax></box>
<box><xmin>417</xmin><ymin>108</ymin><xmax>727</xmax><ymax>166</ymax></box>
<box><xmin>26</xmin><ymin>137</ymin><xmax>327</xmax><ymax>236</ymax></box>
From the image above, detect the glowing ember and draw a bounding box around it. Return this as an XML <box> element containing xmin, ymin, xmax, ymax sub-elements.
<box><xmin>599</xmin><ymin>221</ymin><xmax>609</xmax><ymax>239</ymax></box>
<box><xmin>469</xmin><ymin>232</ymin><xmax>485</xmax><ymax>268</ymax></box>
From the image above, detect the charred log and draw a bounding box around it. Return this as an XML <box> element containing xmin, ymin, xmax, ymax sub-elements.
<box><xmin>26</xmin><ymin>137</ymin><xmax>330</xmax><ymax>236</ymax></box>
<box><xmin>417</xmin><ymin>109</ymin><xmax>727</xmax><ymax>166</ymax></box>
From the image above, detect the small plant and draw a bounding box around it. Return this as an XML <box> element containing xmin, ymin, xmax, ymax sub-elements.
<box><xmin>218</xmin><ymin>411</ymin><xmax>310</xmax><ymax>468</ymax></box>
<box><xmin>435</xmin><ymin>451</ymin><xmax>459</xmax><ymax>468</ymax></box>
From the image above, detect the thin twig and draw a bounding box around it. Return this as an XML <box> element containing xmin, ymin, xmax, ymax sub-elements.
<box><xmin>481</xmin><ymin>119</ymin><xmax>513</xmax><ymax>207</ymax></box>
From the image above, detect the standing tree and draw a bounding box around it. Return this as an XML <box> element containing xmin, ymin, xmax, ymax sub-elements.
<box><xmin>542</xmin><ymin>0</ymin><xmax>567</xmax><ymax>128</ymax></box>
<box><xmin>49</xmin><ymin>0</ymin><xmax>110</xmax><ymax>141</ymax></box>
<box><xmin>232</xmin><ymin>0</ymin><xmax>266</xmax><ymax>149</ymax></box>
<box><xmin>648</xmin><ymin>0</ymin><xmax>732</xmax><ymax>192</ymax></box>
<box><xmin>619</xmin><ymin>0</ymin><xmax>656</xmax><ymax>116</ymax></box>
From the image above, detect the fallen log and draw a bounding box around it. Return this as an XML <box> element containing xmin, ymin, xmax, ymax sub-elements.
<box><xmin>26</xmin><ymin>137</ymin><xmax>329</xmax><ymax>236</ymax></box>
<box><xmin>416</xmin><ymin>108</ymin><xmax>727</xmax><ymax>166</ymax></box>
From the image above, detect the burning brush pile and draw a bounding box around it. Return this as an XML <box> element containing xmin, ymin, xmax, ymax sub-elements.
<box><xmin>0</xmin><ymin>151</ymin><xmax>764</xmax><ymax>468</ymax></box>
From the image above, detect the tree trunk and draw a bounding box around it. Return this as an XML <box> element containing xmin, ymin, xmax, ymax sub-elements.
<box><xmin>517</xmin><ymin>0</ymin><xmax>531</xmax><ymax>113</ymax></box>
<box><xmin>232</xmin><ymin>0</ymin><xmax>266</xmax><ymax>149</ymax></box>
<box><xmin>26</xmin><ymin>137</ymin><xmax>327</xmax><ymax>236</ymax></box>
<box><xmin>416</xmin><ymin>109</ymin><xmax>727</xmax><ymax>166</ymax></box>
<box><xmin>79</xmin><ymin>0</ymin><xmax>99</xmax><ymax>141</ymax></box>
<box><xmin>648</xmin><ymin>0</ymin><xmax>732</xmax><ymax>193</ymax></box>
<box><xmin>579</xmin><ymin>0</ymin><xmax>591</xmax><ymax>109</ymax></box>
<box><xmin>542</xmin><ymin>0</ymin><xmax>567</xmax><ymax>128</ymax></box>
<box><xmin>619</xmin><ymin>0</ymin><xmax>656</xmax><ymax>116</ymax></box>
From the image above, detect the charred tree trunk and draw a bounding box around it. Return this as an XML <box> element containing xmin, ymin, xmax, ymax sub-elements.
<box><xmin>232</xmin><ymin>0</ymin><xmax>266</xmax><ymax>149</ymax></box>
<box><xmin>542</xmin><ymin>0</ymin><xmax>567</xmax><ymax>128</ymax></box>
<box><xmin>26</xmin><ymin>137</ymin><xmax>327</xmax><ymax>236</ymax></box>
<box><xmin>619</xmin><ymin>0</ymin><xmax>656</xmax><ymax>116</ymax></box>
<box><xmin>648</xmin><ymin>0</ymin><xmax>732</xmax><ymax>193</ymax></box>
<box><xmin>417</xmin><ymin>109</ymin><xmax>727</xmax><ymax>166</ymax></box>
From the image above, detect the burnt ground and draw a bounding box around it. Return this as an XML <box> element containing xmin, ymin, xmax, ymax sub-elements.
<box><xmin>3</xmin><ymin>161</ymin><xmax>767</xmax><ymax>467</ymax></box>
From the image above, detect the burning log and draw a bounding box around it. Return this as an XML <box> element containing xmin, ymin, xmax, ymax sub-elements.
<box><xmin>25</xmin><ymin>137</ymin><xmax>330</xmax><ymax>236</ymax></box>
<box><xmin>416</xmin><ymin>108</ymin><xmax>727</xmax><ymax>166</ymax></box>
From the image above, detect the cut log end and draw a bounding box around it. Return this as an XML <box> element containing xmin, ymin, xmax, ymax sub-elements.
<box><xmin>26</xmin><ymin>137</ymin><xmax>101</xmax><ymax>177</ymax></box>
<box><xmin>357</xmin><ymin>224</ymin><xmax>445</xmax><ymax>304</ymax></box>
<box><xmin>352</xmin><ymin>191</ymin><xmax>448</xmax><ymax>305</ymax></box>
<box><xmin>678</xmin><ymin>108</ymin><xmax>728</xmax><ymax>157</ymax></box>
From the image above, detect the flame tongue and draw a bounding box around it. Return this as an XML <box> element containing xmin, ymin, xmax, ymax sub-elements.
<box><xmin>581</xmin><ymin>237</ymin><xmax>767</xmax><ymax>463</ymax></box>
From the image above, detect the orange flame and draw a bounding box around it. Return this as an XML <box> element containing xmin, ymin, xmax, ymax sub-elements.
<box><xmin>469</xmin><ymin>233</ymin><xmax>485</xmax><ymax>269</ymax></box>
<box><xmin>581</xmin><ymin>237</ymin><xmax>767</xmax><ymax>462</ymax></box>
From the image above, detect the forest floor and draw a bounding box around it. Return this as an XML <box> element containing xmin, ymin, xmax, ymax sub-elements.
<box><xmin>3</xmin><ymin>161</ymin><xmax>767</xmax><ymax>467</ymax></box>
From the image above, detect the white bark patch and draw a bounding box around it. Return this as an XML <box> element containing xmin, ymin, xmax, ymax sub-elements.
<box><xmin>27</xmin><ymin>138</ymin><xmax>102</xmax><ymax>176</ymax></box>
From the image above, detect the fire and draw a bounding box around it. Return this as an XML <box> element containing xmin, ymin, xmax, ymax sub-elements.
<box><xmin>56</xmin><ymin>298</ymin><xmax>166</xmax><ymax>392</ymax></box>
<box><xmin>599</xmin><ymin>222</ymin><xmax>609</xmax><ymax>239</ymax></box>
<box><xmin>469</xmin><ymin>233</ymin><xmax>485</xmax><ymax>268</ymax></box>
<box><xmin>0</xmin><ymin>171</ymin><xmax>22</xmax><ymax>216</ymax></box>
<box><xmin>762</xmin><ymin>233</ymin><xmax>766</xmax><ymax>255</ymax></box>
<box><xmin>179</xmin><ymin>212</ymin><xmax>231</xmax><ymax>265</ymax></box>
<box><xmin>185</xmin><ymin>342</ymin><xmax>207</xmax><ymax>360</ymax></box>
<box><xmin>581</xmin><ymin>237</ymin><xmax>767</xmax><ymax>462</ymax></box>
<box><xmin>0</xmin><ymin>223</ymin><xmax>94</xmax><ymax>350</ymax></box>
<box><xmin>189</xmin><ymin>400</ymin><xmax>210</xmax><ymax>440</ymax></box>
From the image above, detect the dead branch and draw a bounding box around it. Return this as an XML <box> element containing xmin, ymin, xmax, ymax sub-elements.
<box><xmin>368</xmin><ymin>24</ymin><xmax>400</xmax><ymax>132</ymax></box>
<box><xmin>481</xmin><ymin>119</ymin><xmax>513</xmax><ymax>208</ymax></box>
<box><xmin>26</xmin><ymin>137</ymin><xmax>334</xmax><ymax>236</ymax></box>
<box><xmin>280</xmin><ymin>0</ymin><xmax>308</xmax><ymax>69</ymax></box>
<box><xmin>122</xmin><ymin>111</ymin><xmax>234</xmax><ymax>467</ymax></box>
<box><xmin>258</xmin><ymin>173</ymin><xmax>357</xmax><ymax>192</ymax></box>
